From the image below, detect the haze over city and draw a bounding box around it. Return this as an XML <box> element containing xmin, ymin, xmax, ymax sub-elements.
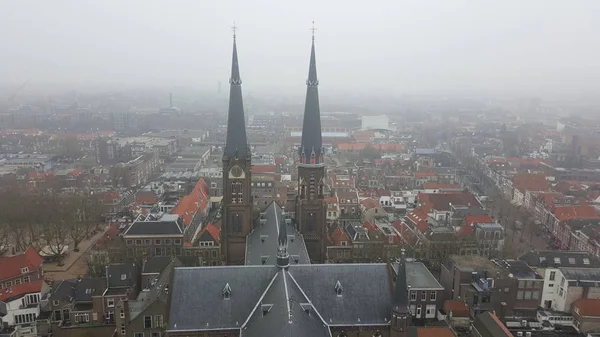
<box><xmin>2</xmin><ymin>1</ymin><xmax>600</xmax><ymax>98</ymax></box>
<box><xmin>2</xmin><ymin>2</ymin><xmax>600</xmax><ymax>337</ymax></box>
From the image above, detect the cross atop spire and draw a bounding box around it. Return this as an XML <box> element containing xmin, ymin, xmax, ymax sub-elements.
<box><xmin>232</xmin><ymin>21</ymin><xmax>238</xmax><ymax>40</ymax></box>
<box><xmin>310</xmin><ymin>21</ymin><xmax>316</xmax><ymax>41</ymax></box>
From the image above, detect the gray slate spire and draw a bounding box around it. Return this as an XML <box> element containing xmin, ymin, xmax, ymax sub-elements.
<box><xmin>224</xmin><ymin>34</ymin><xmax>248</xmax><ymax>159</ymax></box>
<box><xmin>393</xmin><ymin>251</ymin><xmax>410</xmax><ymax>314</ymax></box>
<box><xmin>276</xmin><ymin>208</ymin><xmax>290</xmax><ymax>268</ymax></box>
<box><xmin>298</xmin><ymin>34</ymin><xmax>323</xmax><ymax>165</ymax></box>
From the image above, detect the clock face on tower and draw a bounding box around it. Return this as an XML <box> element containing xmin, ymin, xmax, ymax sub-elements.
<box><xmin>229</xmin><ymin>165</ymin><xmax>244</xmax><ymax>179</ymax></box>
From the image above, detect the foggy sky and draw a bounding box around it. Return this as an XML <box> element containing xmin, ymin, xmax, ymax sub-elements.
<box><xmin>2</xmin><ymin>1</ymin><xmax>600</xmax><ymax>98</ymax></box>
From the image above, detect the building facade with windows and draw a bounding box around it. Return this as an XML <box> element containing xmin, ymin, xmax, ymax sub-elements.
<box><xmin>0</xmin><ymin>247</ymin><xmax>44</xmax><ymax>290</ymax></box>
<box><xmin>122</xmin><ymin>216</ymin><xmax>184</xmax><ymax>259</ymax></box>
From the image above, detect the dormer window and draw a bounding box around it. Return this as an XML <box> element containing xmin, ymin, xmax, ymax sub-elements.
<box><xmin>335</xmin><ymin>280</ymin><xmax>343</xmax><ymax>296</ymax></box>
<box><xmin>121</xmin><ymin>274</ymin><xmax>127</xmax><ymax>281</ymax></box>
<box><xmin>21</xmin><ymin>267</ymin><xmax>29</xmax><ymax>274</ymax></box>
<box><xmin>223</xmin><ymin>283</ymin><xmax>232</xmax><ymax>300</ymax></box>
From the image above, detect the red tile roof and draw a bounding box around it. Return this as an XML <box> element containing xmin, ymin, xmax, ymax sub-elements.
<box><xmin>0</xmin><ymin>280</ymin><xmax>44</xmax><ymax>302</ymax></box>
<box><xmin>252</xmin><ymin>165</ymin><xmax>277</xmax><ymax>174</ymax></box>
<box><xmin>361</xmin><ymin>198</ymin><xmax>382</xmax><ymax>211</ymax></box>
<box><xmin>415</xmin><ymin>171</ymin><xmax>437</xmax><ymax>178</ymax></box>
<box><xmin>554</xmin><ymin>205</ymin><xmax>599</xmax><ymax>221</ymax></box>
<box><xmin>443</xmin><ymin>300</ymin><xmax>470</xmax><ymax>317</ymax></box>
<box><xmin>512</xmin><ymin>173</ymin><xmax>549</xmax><ymax>194</ymax></box>
<box><xmin>171</xmin><ymin>178</ymin><xmax>209</xmax><ymax>226</ymax></box>
<box><xmin>423</xmin><ymin>183</ymin><xmax>460</xmax><ymax>190</ymax></box>
<box><xmin>197</xmin><ymin>223</ymin><xmax>221</xmax><ymax>244</ymax></box>
<box><xmin>574</xmin><ymin>298</ymin><xmax>600</xmax><ymax>317</ymax></box>
<box><xmin>0</xmin><ymin>248</ymin><xmax>43</xmax><ymax>281</ymax></box>
<box><xmin>330</xmin><ymin>225</ymin><xmax>350</xmax><ymax>246</ymax></box>
<box><xmin>415</xmin><ymin>327</ymin><xmax>455</xmax><ymax>337</ymax></box>
<box><xmin>466</xmin><ymin>215</ymin><xmax>493</xmax><ymax>226</ymax></box>
<box><xmin>407</xmin><ymin>207</ymin><xmax>430</xmax><ymax>232</ymax></box>
<box><xmin>458</xmin><ymin>225</ymin><xmax>474</xmax><ymax>236</ymax></box>
<box><xmin>392</xmin><ymin>220</ymin><xmax>418</xmax><ymax>245</ymax></box>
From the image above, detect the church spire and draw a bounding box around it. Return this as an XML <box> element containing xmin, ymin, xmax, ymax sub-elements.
<box><xmin>299</xmin><ymin>21</ymin><xmax>323</xmax><ymax>165</ymax></box>
<box><xmin>393</xmin><ymin>250</ymin><xmax>410</xmax><ymax>314</ymax></box>
<box><xmin>224</xmin><ymin>25</ymin><xmax>248</xmax><ymax>159</ymax></box>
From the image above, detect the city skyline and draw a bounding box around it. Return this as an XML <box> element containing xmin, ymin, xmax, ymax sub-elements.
<box><xmin>2</xmin><ymin>1</ymin><xmax>600</xmax><ymax>99</ymax></box>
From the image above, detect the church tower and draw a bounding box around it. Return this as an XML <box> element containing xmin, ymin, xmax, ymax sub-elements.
<box><xmin>296</xmin><ymin>25</ymin><xmax>327</xmax><ymax>263</ymax></box>
<box><xmin>390</xmin><ymin>251</ymin><xmax>411</xmax><ymax>337</ymax></box>
<box><xmin>221</xmin><ymin>31</ymin><xmax>253</xmax><ymax>265</ymax></box>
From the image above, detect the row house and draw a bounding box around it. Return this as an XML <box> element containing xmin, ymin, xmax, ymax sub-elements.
<box><xmin>329</xmin><ymin>173</ymin><xmax>356</xmax><ymax>192</ymax></box>
<box><xmin>325</xmin><ymin>195</ymin><xmax>340</xmax><ymax>223</ymax></box>
<box><xmin>184</xmin><ymin>222</ymin><xmax>221</xmax><ymax>266</ymax></box>
<box><xmin>553</xmin><ymin>209</ymin><xmax>600</xmax><ymax>250</ymax></box>
<box><xmin>511</xmin><ymin>173</ymin><xmax>549</xmax><ymax>207</ymax></box>
<box><xmin>433</xmin><ymin>167</ymin><xmax>457</xmax><ymax>184</ymax></box>
<box><xmin>570</xmin><ymin>223</ymin><xmax>600</xmax><ymax>258</ymax></box>
<box><xmin>0</xmin><ymin>248</ymin><xmax>44</xmax><ymax>290</ymax></box>
<box><xmin>335</xmin><ymin>190</ymin><xmax>361</xmax><ymax>224</ymax></box>
<box><xmin>414</xmin><ymin>171</ymin><xmax>438</xmax><ymax>187</ymax></box>
<box><xmin>392</xmin><ymin>260</ymin><xmax>444</xmax><ymax>321</ymax></box>
<box><xmin>47</xmin><ymin>263</ymin><xmax>139</xmax><ymax>334</ymax></box>
<box><xmin>572</xmin><ymin>298</ymin><xmax>600</xmax><ymax>334</ymax></box>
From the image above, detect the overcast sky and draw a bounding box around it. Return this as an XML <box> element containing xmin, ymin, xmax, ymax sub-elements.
<box><xmin>1</xmin><ymin>1</ymin><xmax>600</xmax><ymax>98</ymax></box>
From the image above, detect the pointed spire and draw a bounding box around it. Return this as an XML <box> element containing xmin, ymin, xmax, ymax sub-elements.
<box><xmin>299</xmin><ymin>22</ymin><xmax>323</xmax><ymax>165</ymax></box>
<box><xmin>393</xmin><ymin>249</ymin><xmax>410</xmax><ymax>314</ymax></box>
<box><xmin>224</xmin><ymin>25</ymin><xmax>248</xmax><ymax>159</ymax></box>
<box><xmin>277</xmin><ymin>206</ymin><xmax>290</xmax><ymax>268</ymax></box>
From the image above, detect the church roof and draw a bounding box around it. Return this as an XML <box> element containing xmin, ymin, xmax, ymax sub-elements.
<box><xmin>245</xmin><ymin>202</ymin><xmax>310</xmax><ymax>266</ymax></box>
<box><xmin>167</xmin><ymin>263</ymin><xmax>393</xmax><ymax>335</ymax></box>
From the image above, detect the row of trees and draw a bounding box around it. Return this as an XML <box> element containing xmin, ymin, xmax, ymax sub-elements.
<box><xmin>0</xmin><ymin>184</ymin><xmax>104</xmax><ymax>259</ymax></box>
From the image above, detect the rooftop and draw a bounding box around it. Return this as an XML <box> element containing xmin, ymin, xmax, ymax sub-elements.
<box><xmin>449</xmin><ymin>255</ymin><xmax>503</xmax><ymax>275</ymax></box>
<box><xmin>392</xmin><ymin>260</ymin><xmax>443</xmax><ymax>290</ymax></box>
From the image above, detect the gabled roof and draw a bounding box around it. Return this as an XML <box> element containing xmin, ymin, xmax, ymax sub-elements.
<box><xmin>0</xmin><ymin>247</ymin><xmax>43</xmax><ymax>280</ymax></box>
<box><xmin>171</xmin><ymin>178</ymin><xmax>209</xmax><ymax>227</ymax></box>
<box><xmin>142</xmin><ymin>256</ymin><xmax>174</xmax><ymax>275</ymax></box>
<box><xmin>251</xmin><ymin>165</ymin><xmax>277</xmax><ymax>174</ymax></box>
<box><xmin>407</xmin><ymin>208</ymin><xmax>430</xmax><ymax>232</ymax></box>
<box><xmin>414</xmin><ymin>327</ymin><xmax>456</xmax><ymax>337</ymax></box>
<box><xmin>197</xmin><ymin>223</ymin><xmax>221</xmax><ymax>244</ymax></box>
<box><xmin>0</xmin><ymin>280</ymin><xmax>45</xmax><ymax>303</ymax></box>
<box><xmin>472</xmin><ymin>311</ymin><xmax>513</xmax><ymax>337</ymax></box>
<box><xmin>167</xmin><ymin>264</ymin><xmax>394</xmax><ymax>334</ymax></box>
<box><xmin>361</xmin><ymin>198</ymin><xmax>383</xmax><ymax>211</ymax></box>
<box><xmin>329</xmin><ymin>224</ymin><xmax>350</xmax><ymax>246</ymax></box>
<box><xmin>443</xmin><ymin>300</ymin><xmax>470</xmax><ymax>317</ymax></box>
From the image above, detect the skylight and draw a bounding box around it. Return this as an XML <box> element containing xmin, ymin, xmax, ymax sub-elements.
<box><xmin>583</xmin><ymin>258</ymin><xmax>590</xmax><ymax>265</ymax></box>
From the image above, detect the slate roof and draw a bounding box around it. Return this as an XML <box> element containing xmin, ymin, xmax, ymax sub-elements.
<box><xmin>168</xmin><ymin>266</ymin><xmax>278</xmax><ymax>331</ymax></box>
<box><xmin>74</xmin><ymin>278</ymin><xmax>106</xmax><ymax>302</ymax></box>
<box><xmin>472</xmin><ymin>311</ymin><xmax>513</xmax><ymax>337</ymax></box>
<box><xmin>519</xmin><ymin>250</ymin><xmax>600</xmax><ymax>268</ymax></box>
<box><xmin>106</xmin><ymin>263</ymin><xmax>138</xmax><ymax>288</ymax></box>
<box><xmin>168</xmin><ymin>263</ymin><xmax>394</xmax><ymax>334</ymax></box>
<box><xmin>123</xmin><ymin>220</ymin><xmax>183</xmax><ymax>236</ymax></box>
<box><xmin>224</xmin><ymin>35</ymin><xmax>249</xmax><ymax>159</ymax></box>
<box><xmin>142</xmin><ymin>256</ymin><xmax>173</xmax><ymax>275</ymax></box>
<box><xmin>130</xmin><ymin>258</ymin><xmax>180</xmax><ymax>321</ymax></box>
<box><xmin>245</xmin><ymin>202</ymin><xmax>310</xmax><ymax>266</ymax></box>
<box><xmin>243</xmin><ymin>270</ymin><xmax>329</xmax><ymax>337</ymax></box>
<box><xmin>392</xmin><ymin>260</ymin><xmax>444</xmax><ymax>290</ymax></box>
<box><xmin>49</xmin><ymin>279</ymin><xmax>77</xmax><ymax>303</ymax></box>
<box><xmin>298</xmin><ymin>37</ymin><xmax>323</xmax><ymax>165</ymax></box>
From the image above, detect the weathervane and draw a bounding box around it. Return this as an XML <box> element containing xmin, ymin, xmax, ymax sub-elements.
<box><xmin>310</xmin><ymin>21</ymin><xmax>316</xmax><ymax>41</ymax></box>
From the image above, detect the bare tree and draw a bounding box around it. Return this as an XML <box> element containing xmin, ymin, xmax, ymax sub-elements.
<box><xmin>40</xmin><ymin>196</ymin><xmax>70</xmax><ymax>260</ymax></box>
